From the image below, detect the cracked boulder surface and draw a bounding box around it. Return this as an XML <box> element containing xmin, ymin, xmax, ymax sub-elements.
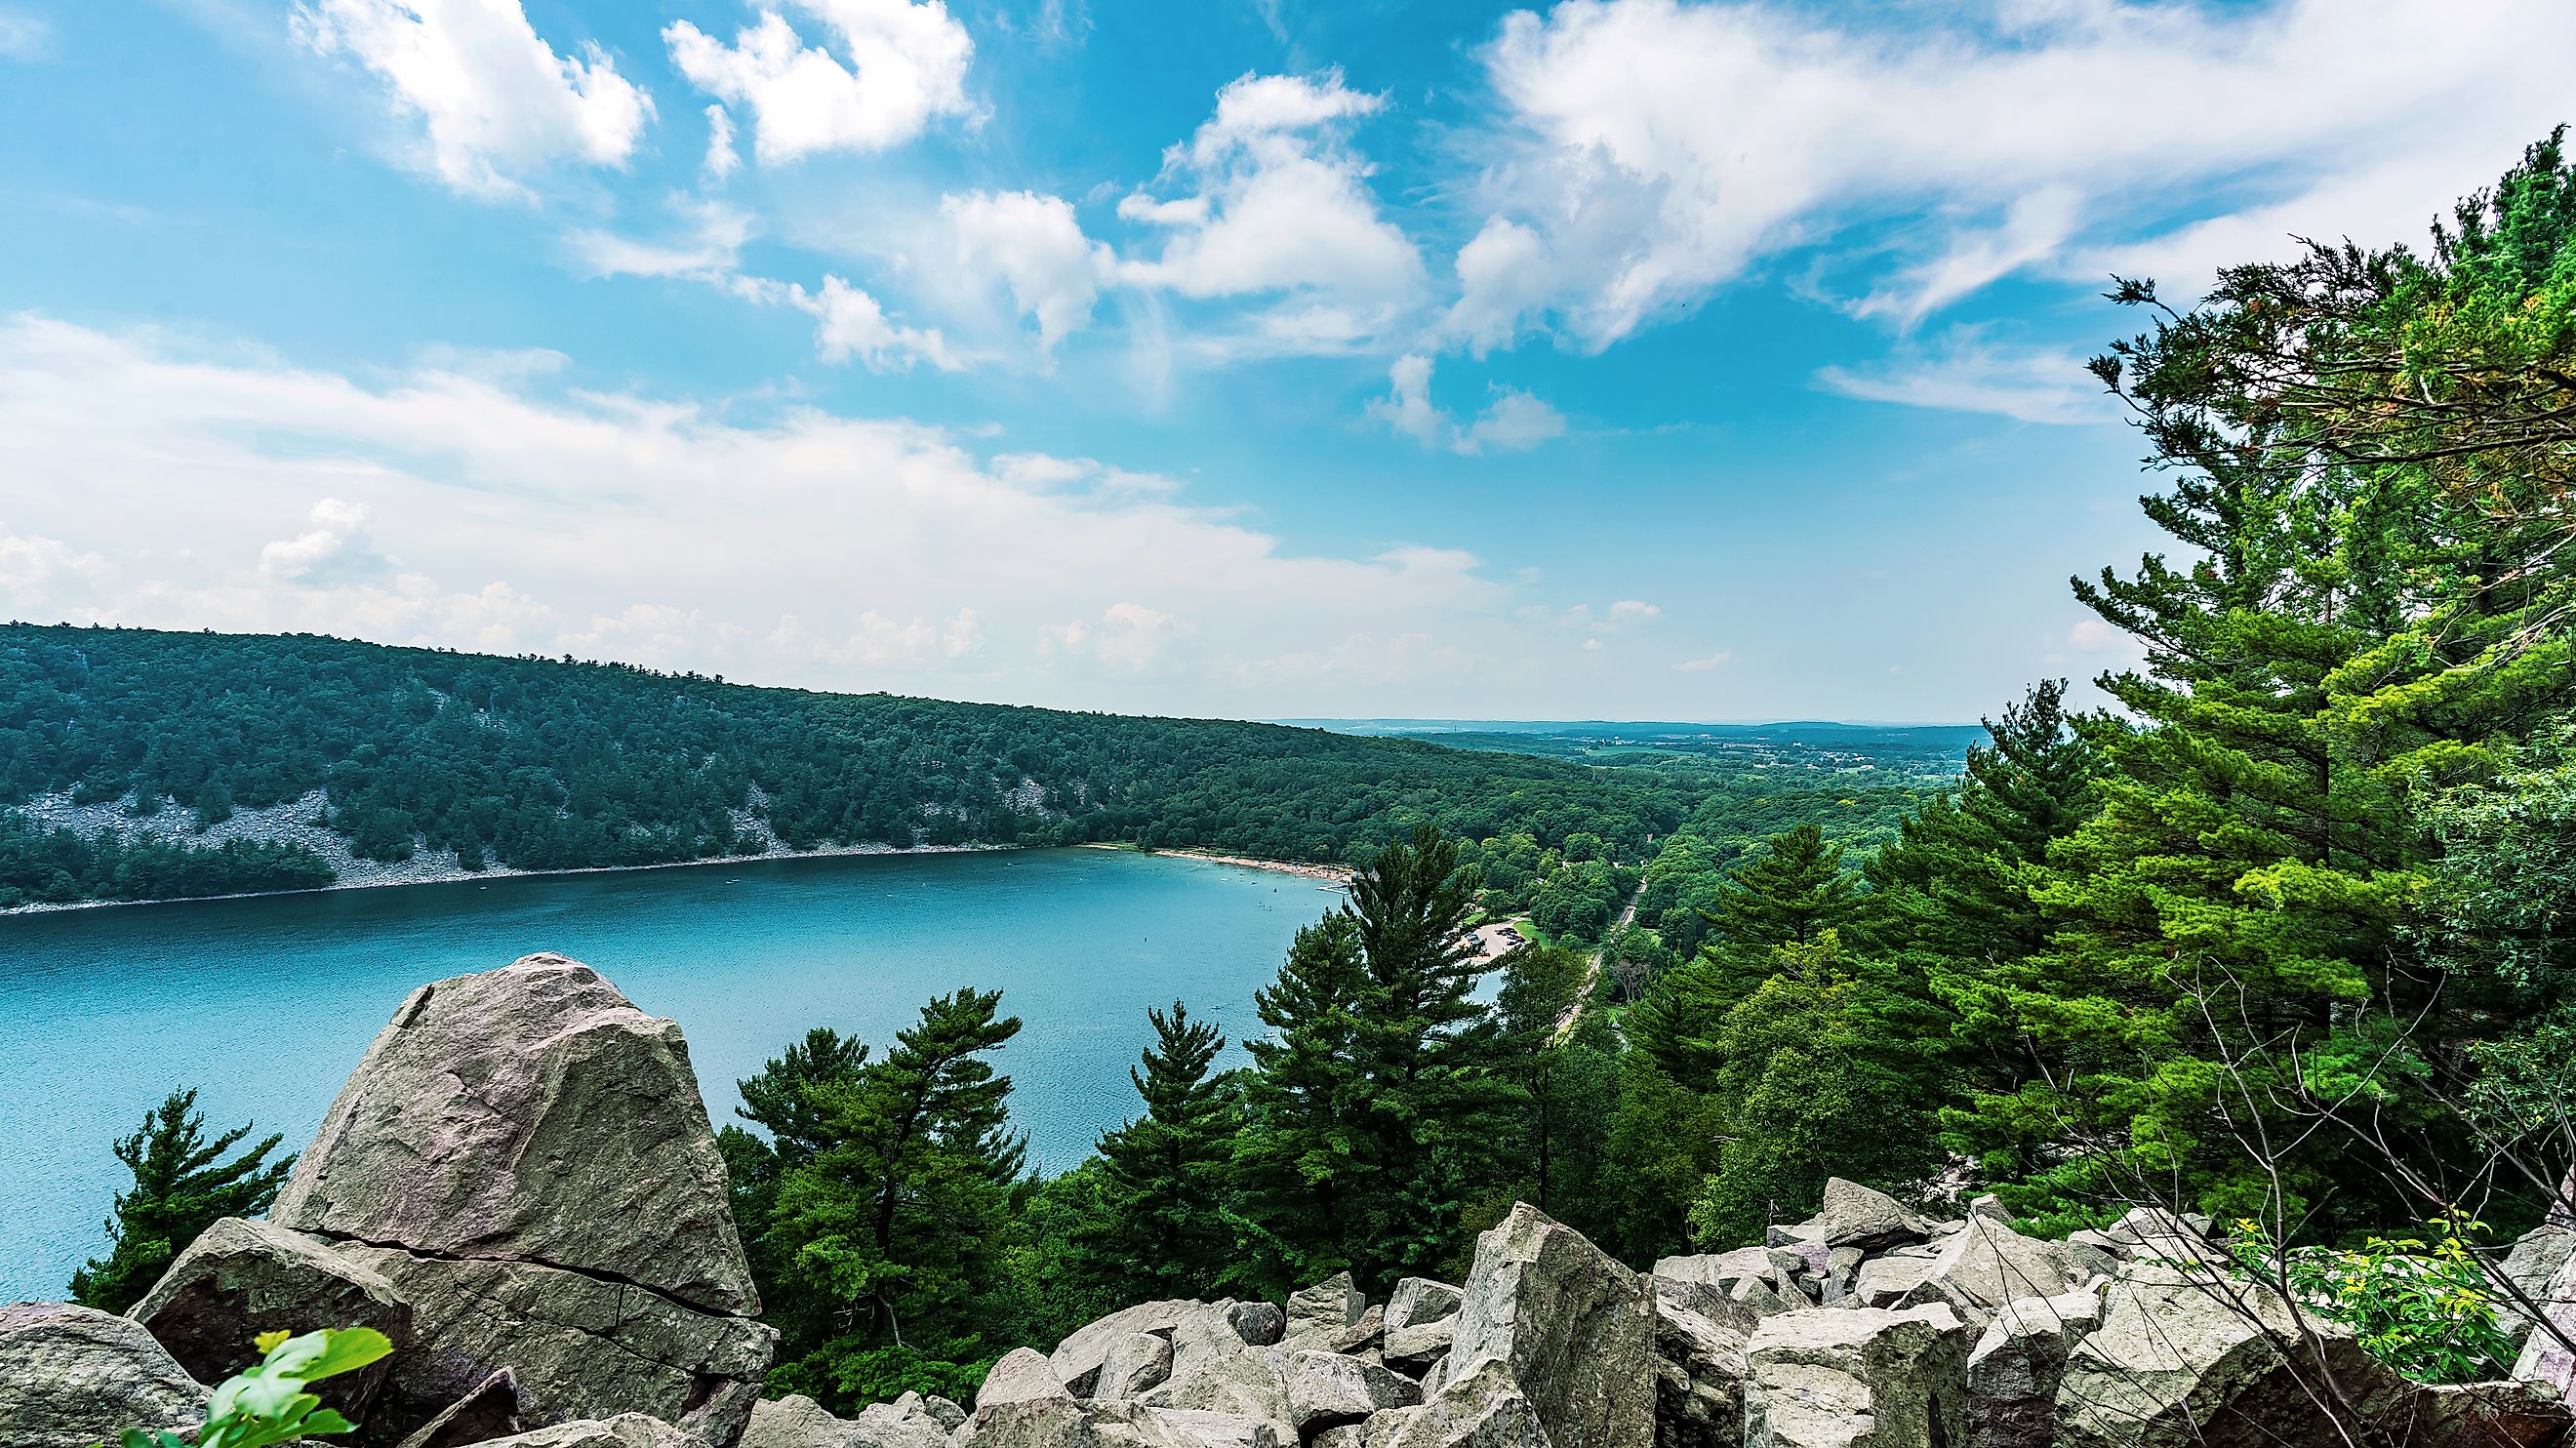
<box><xmin>271</xmin><ymin>952</ymin><xmax>758</xmax><ymax>1316</ymax></box>
<box><xmin>145</xmin><ymin>954</ymin><xmax>774</xmax><ymax>1447</ymax></box>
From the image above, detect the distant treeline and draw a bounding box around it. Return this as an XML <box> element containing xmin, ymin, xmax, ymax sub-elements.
<box><xmin>0</xmin><ymin>626</ymin><xmax>1725</xmax><ymax>906</ymax></box>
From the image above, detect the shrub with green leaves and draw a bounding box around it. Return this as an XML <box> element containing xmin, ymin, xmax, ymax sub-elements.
<box><xmin>2228</xmin><ymin>1215</ymin><xmax>2518</xmax><ymax>1385</ymax></box>
<box><xmin>103</xmin><ymin>1326</ymin><xmax>392</xmax><ymax>1448</ymax></box>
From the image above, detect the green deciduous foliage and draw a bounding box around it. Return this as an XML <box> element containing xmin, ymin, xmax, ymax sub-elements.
<box><xmin>70</xmin><ymin>1088</ymin><xmax>293</xmax><ymax>1313</ymax></box>
<box><xmin>106</xmin><ymin>1326</ymin><xmax>394</xmax><ymax>1448</ymax></box>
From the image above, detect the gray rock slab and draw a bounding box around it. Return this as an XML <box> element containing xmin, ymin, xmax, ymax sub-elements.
<box><xmin>1451</xmin><ymin>1201</ymin><xmax>1655</xmax><ymax>1448</ymax></box>
<box><xmin>0</xmin><ymin>1302</ymin><xmax>206</xmax><ymax>1448</ymax></box>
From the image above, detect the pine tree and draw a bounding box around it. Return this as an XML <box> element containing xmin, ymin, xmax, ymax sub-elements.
<box><xmin>771</xmin><ymin>990</ymin><xmax>1026</xmax><ymax>1409</ymax></box>
<box><xmin>1231</xmin><ymin>914</ymin><xmax>1366</xmax><ymax>1292</ymax></box>
<box><xmin>1078</xmin><ymin>1001</ymin><xmax>1237</xmax><ymax>1300</ymax></box>
<box><xmin>1956</xmin><ymin>136</ymin><xmax>2576</xmax><ymax>1233</ymax></box>
<box><xmin>1708</xmin><ymin>825</ymin><xmax>1857</xmax><ymax>956</ymax></box>
<box><xmin>69</xmin><ymin>1088</ymin><xmax>292</xmax><ymax>1312</ymax></box>
<box><xmin>1340</xmin><ymin>824</ymin><xmax>1514</xmax><ymax>1284</ymax></box>
<box><xmin>1489</xmin><ymin>945</ymin><xmax>1619</xmax><ymax>1243</ymax></box>
<box><xmin>718</xmin><ymin>1027</ymin><xmax>869</xmax><ymax>1355</ymax></box>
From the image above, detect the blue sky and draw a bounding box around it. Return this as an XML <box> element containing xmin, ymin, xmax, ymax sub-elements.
<box><xmin>0</xmin><ymin>0</ymin><xmax>2567</xmax><ymax>721</ymax></box>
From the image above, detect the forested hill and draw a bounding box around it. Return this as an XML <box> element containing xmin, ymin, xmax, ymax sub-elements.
<box><xmin>0</xmin><ymin>625</ymin><xmax>1715</xmax><ymax>906</ymax></box>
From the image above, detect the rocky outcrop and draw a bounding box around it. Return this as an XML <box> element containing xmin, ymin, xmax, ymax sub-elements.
<box><xmin>1744</xmin><ymin>1304</ymin><xmax>1968</xmax><ymax>1448</ymax></box>
<box><xmin>1648</xmin><ymin>1293</ymin><xmax>1748</xmax><ymax>1448</ymax></box>
<box><xmin>1450</xmin><ymin>1203</ymin><xmax>1655</xmax><ymax>1448</ymax></box>
<box><xmin>1097</xmin><ymin>1333</ymin><xmax>1178</xmax><ymax>1402</ymax></box>
<box><xmin>271</xmin><ymin>953</ymin><xmax>757</xmax><ymax>1315</ymax></box>
<box><xmin>123</xmin><ymin>954</ymin><xmax>775</xmax><ymax>1448</ymax></box>
<box><xmin>743</xmin><ymin>1391</ymin><xmax>951</xmax><ymax>1448</ymax></box>
<box><xmin>393</xmin><ymin>1369</ymin><xmax>522</xmax><ymax>1448</ymax></box>
<box><xmin>129</xmin><ymin>1214</ymin><xmax>413</xmax><ymax>1423</ymax></box>
<box><xmin>1386</xmin><ymin>1359</ymin><xmax>1549</xmax><ymax>1448</ymax></box>
<box><xmin>0</xmin><ymin>1301</ymin><xmax>206</xmax><ymax>1448</ymax></box>
<box><xmin>2516</xmin><ymin>1243</ymin><xmax>2576</xmax><ymax>1412</ymax></box>
<box><xmin>2054</xmin><ymin>1260</ymin><xmax>2399</xmax><ymax>1448</ymax></box>
<box><xmin>1286</xmin><ymin>1276</ymin><xmax>1367</xmax><ymax>1348</ymax></box>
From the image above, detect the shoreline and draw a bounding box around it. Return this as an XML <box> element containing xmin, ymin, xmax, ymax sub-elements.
<box><xmin>0</xmin><ymin>839</ymin><xmax>1352</xmax><ymax>918</ymax></box>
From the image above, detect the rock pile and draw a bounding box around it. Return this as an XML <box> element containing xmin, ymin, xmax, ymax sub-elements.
<box><xmin>8</xmin><ymin>952</ymin><xmax>2576</xmax><ymax>1448</ymax></box>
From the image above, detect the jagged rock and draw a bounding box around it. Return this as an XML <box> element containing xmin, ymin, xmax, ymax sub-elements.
<box><xmin>1385</xmin><ymin>1317</ymin><xmax>1457</xmax><ymax>1375</ymax></box>
<box><xmin>1387</xmin><ymin>1280</ymin><xmax>1464</xmax><ymax>1332</ymax></box>
<box><xmin>1848</xmin><ymin>1257</ymin><xmax>1937</xmax><ymax>1310</ymax></box>
<box><xmin>1288</xmin><ymin>1350</ymin><xmax>1421</xmax><ymax>1430</ymax></box>
<box><xmin>0</xmin><ymin>1302</ymin><xmax>206</xmax><ymax>1448</ymax></box>
<box><xmin>1094</xmin><ymin>1403</ymin><xmax>1286</xmax><ymax>1448</ymax></box>
<box><xmin>1288</xmin><ymin>1275</ymin><xmax>1367</xmax><ymax>1345</ymax></box>
<box><xmin>743</xmin><ymin>1394</ymin><xmax>861</xmax><ymax>1448</ymax></box>
<box><xmin>273</xmin><ymin>955</ymin><xmax>757</xmax><ymax>1316</ymax></box>
<box><xmin>986</xmin><ymin>1348</ymin><xmax>1080</xmax><ymax>1408</ymax></box>
<box><xmin>1654</xmin><ymin>1248</ymin><xmax>1781</xmax><ymax>1297</ymax></box>
<box><xmin>1650</xmin><ymin>1295</ymin><xmax>1749</xmax><ymax>1448</ymax></box>
<box><xmin>958</xmin><ymin>1399</ymin><xmax>1094</xmax><ymax>1448</ymax></box>
<box><xmin>1451</xmin><ymin>1202</ymin><xmax>1655</xmax><ymax>1448</ymax></box>
<box><xmin>334</xmin><ymin>1241</ymin><xmax>774</xmax><ymax>1447</ymax></box>
<box><xmin>1964</xmin><ymin>1290</ymin><xmax>2103</xmax><ymax>1448</ymax></box>
<box><xmin>1744</xmin><ymin>1304</ymin><xmax>1969</xmax><ymax>1448</ymax></box>
<box><xmin>129</xmin><ymin>1215</ymin><xmax>412</xmax><ymax>1423</ymax></box>
<box><xmin>924</xmin><ymin>1395</ymin><xmax>970</xmax><ymax>1430</ymax></box>
<box><xmin>2063</xmin><ymin>1228</ymin><xmax>2121</xmax><ymax>1257</ymax></box>
<box><xmin>2055</xmin><ymin>1260</ymin><xmax>2402</xmax><ymax>1448</ymax></box>
<box><xmin>1386</xmin><ymin>1359</ymin><xmax>1550</xmax><ymax>1448</ymax></box>
<box><xmin>1968</xmin><ymin>1196</ymin><xmax>2015</xmax><ymax>1227</ymax></box>
<box><xmin>1824</xmin><ymin>1249</ymin><xmax>1866</xmax><ymax>1304</ymax></box>
<box><xmin>240</xmin><ymin>958</ymin><xmax>775</xmax><ymax>1447</ymax></box>
<box><xmin>1324</xmin><ymin>1306</ymin><xmax>1388</xmax><ymax>1356</ymax></box>
<box><xmin>1652</xmin><ymin>1277</ymin><xmax>1760</xmax><ymax>1337</ymax></box>
<box><xmin>2502</xmin><ymin>1227</ymin><xmax>2576</xmax><ymax>1351</ymax></box>
<box><xmin>1896</xmin><ymin>1217</ymin><xmax>2081</xmax><ymax>1328</ymax></box>
<box><xmin>1054</xmin><ymin>1303</ymin><xmax>1199</xmax><ymax>1395</ymax></box>
<box><xmin>1729</xmin><ymin>1276</ymin><xmax>1800</xmax><ymax>1318</ymax></box>
<box><xmin>852</xmin><ymin>1398</ymin><xmax>954</xmax><ymax>1448</ymax></box>
<box><xmin>2395</xmin><ymin>1380</ymin><xmax>2572</xmax><ymax>1448</ymax></box>
<box><xmin>1101</xmin><ymin>1333</ymin><xmax>1181</xmax><ymax>1401</ymax></box>
<box><xmin>394</xmin><ymin>1368</ymin><xmax>522</xmax><ymax>1448</ymax></box>
<box><xmin>468</xmin><ymin>1414</ymin><xmax>702</xmax><ymax>1447</ymax></box>
<box><xmin>1097</xmin><ymin>1333</ymin><xmax>1178</xmax><ymax>1402</ymax></box>
<box><xmin>1766</xmin><ymin>1223</ymin><xmax>1827</xmax><ymax>1251</ymax></box>
<box><xmin>1169</xmin><ymin>1302</ymin><xmax>1268</xmax><ymax>1381</ymax></box>
<box><xmin>1232</xmin><ymin>1305</ymin><xmax>1287</xmax><ymax>1348</ymax></box>
<box><xmin>1818</xmin><ymin>1180</ymin><xmax>1929</xmax><ymax>1253</ymax></box>
<box><xmin>1138</xmin><ymin>1345</ymin><xmax>1294</xmax><ymax>1434</ymax></box>
<box><xmin>2516</xmin><ymin>1245</ymin><xmax>2576</xmax><ymax>1412</ymax></box>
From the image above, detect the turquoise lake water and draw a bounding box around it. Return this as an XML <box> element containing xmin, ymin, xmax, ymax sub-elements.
<box><xmin>0</xmin><ymin>848</ymin><xmax>1332</xmax><ymax>1301</ymax></box>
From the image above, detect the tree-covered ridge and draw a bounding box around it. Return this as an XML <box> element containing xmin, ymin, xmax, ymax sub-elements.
<box><xmin>0</xmin><ymin>625</ymin><xmax>1728</xmax><ymax>906</ymax></box>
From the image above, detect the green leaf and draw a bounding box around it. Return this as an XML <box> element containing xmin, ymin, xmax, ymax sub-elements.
<box><xmin>293</xmin><ymin>1328</ymin><xmax>392</xmax><ymax>1385</ymax></box>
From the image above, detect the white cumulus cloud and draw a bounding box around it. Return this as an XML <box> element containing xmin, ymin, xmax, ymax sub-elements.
<box><xmin>665</xmin><ymin>0</ymin><xmax>973</xmax><ymax>164</ymax></box>
<box><xmin>291</xmin><ymin>0</ymin><xmax>651</xmax><ymax>198</ymax></box>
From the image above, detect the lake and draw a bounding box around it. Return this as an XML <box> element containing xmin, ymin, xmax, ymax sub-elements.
<box><xmin>0</xmin><ymin>847</ymin><xmax>1333</xmax><ymax>1302</ymax></box>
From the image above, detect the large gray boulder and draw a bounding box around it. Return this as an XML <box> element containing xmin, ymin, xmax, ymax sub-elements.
<box><xmin>1287</xmin><ymin>1350</ymin><xmax>1421</xmax><ymax>1430</ymax></box>
<box><xmin>227</xmin><ymin>956</ymin><xmax>776</xmax><ymax>1447</ymax></box>
<box><xmin>1097</xmin><ymin>1333</ymin><xmax>1178</xmax><ymax>1402</ymax></box>
<box><xmin>1651</xmin><ymin>1294</ymin><xmax>1749</xmax><ymax>1448</ymax></box>
<box><xmin>2055</xmin><ymin>1261</ymin><xmax>2401</xmax><ymax>1448</ymax></box>
<box><xmin>1137</xmin><ymin>1345</ymin><xmax>1294</xmax><ymax>1434</ymax></box>
<box><xmin>334</xmin><ymin>1236</ymin><xmax>773</xmax><ymax>1446</ymax></box>
<box><xmin>2501</xmin><ymin>1227</ymin><xmax>2576</xmax><ymax>1349</ymax></box>
<box><xmin>1287</xmin><ymin>1275</ymin><xmax>1367</xmax><ymax>1346</ymax></box>
<box><xmin>272</xmin><ymin>953</ymin><xmax>758</xmax><ymax>1316</ymax></box>
<box><xmin>1450</xmin><ymin>1202</ymin><xmax>1655</xmax><ymax>1448</ymax></box>
<box><xmin>1053</xmin><ymin>1302</ymin><xmax>1198</xmax><ymax>1395</ymax></box>
<box><xmin>0</xmin><ymin>1302</ymin><xmax>206</xmax><ymax>1448</ymax></box>
<box><xmin>985</xmin><ymin>1348</ymin><xmax>1080</xmax><ymax>1408</ymax></box>
<box><xmin>1387</xmin><ymin>1280</ymin><xmax>1464</xmax><ymax>1332</ymax></box>
<box><xmin>1387</xmin><ymin>1359</ymin><xmax>1551</xmax><ymax>1448</ymax></box>
<box><xmin>2515</xmin><ymin>1245</ymin><xmax>2576</xmax><ymax>1412</ymax></box>
<box><xmin>1385</xmin><ymin>1317</ymin><xmax>1457</xmax><ymax>1376</ymax></box>
<box><xmin>1965</xmin><ymin>1290</ymin><xmax>2103</xmax><ymax>1448</ymax></box>
<box><xmin>1744</xmin><ymin>1305</ymin><xmax>1969</xmax><ymax>1448</ymax></box>
<box><xmin>128</xmin><ymin>1214</ymin><xmax>412</xmax><ymax>1421</ymax></box>
<box><xmin>1818</xmin><ymin>1181</ymin><xmax>1930</xmax><ymax>1253</ymax></box>
<box><xmin>1653</xmin><ymin>1248</ymin><xmax>1782</xmax><ymax>1298</ymax></box>
<box><xmin>744</xmin><ymin>1394</ymin><xmax>862</xmax><ymax>1448</ymax></box>
<box><xmin>958</xmin><ymin>1398</ymin><xmax>1095</xmax><ymax>1448</ymax></box>
<box><xmin>1897</xmin><ymin>1217</ymin><xmax>2082</xmax><ymax>1328</ymax></box>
